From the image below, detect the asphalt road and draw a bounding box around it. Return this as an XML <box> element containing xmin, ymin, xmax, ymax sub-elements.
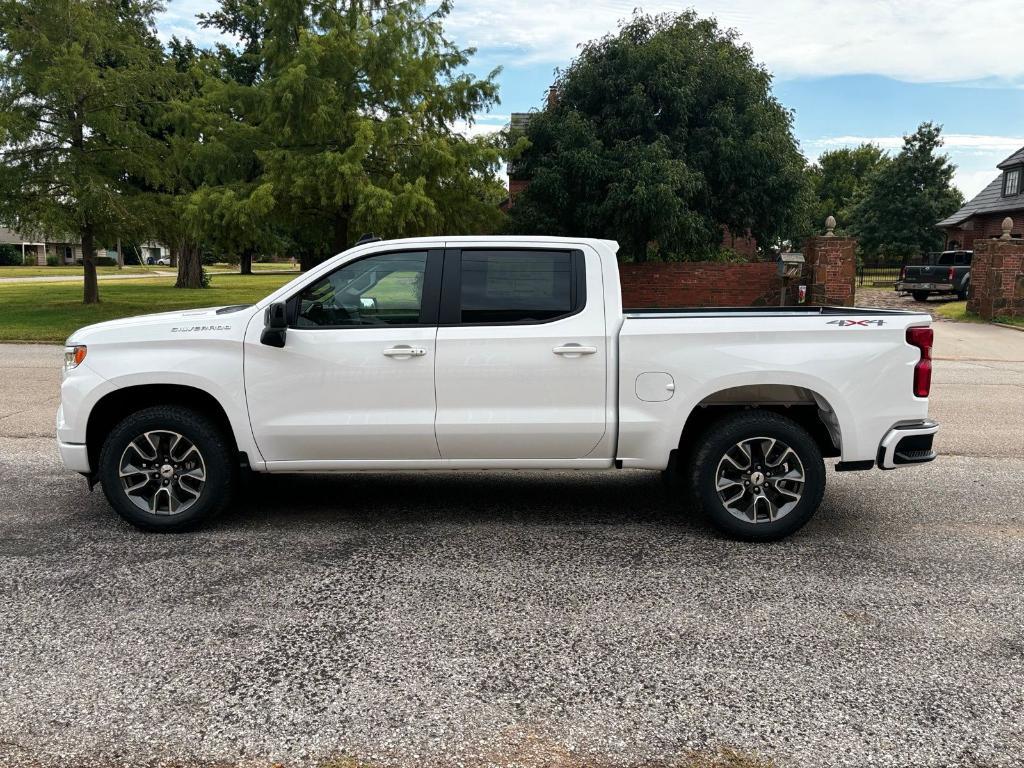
<box><xmin>1</xmin><ymin>325</ymin><xmax>1023</xmax><ymax>768</ymax></box>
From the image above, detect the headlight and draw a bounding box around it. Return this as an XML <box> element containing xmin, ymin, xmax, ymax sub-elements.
<box><xmin>64</xmin><ymin>345</ymin><xmax>87</xmax><ymax>371</ymax></box>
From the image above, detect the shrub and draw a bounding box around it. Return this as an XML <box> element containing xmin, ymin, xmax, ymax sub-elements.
<box><xmin>0</xmin><ymin>244</ymin><xmax>21</xmax><ymax>266</ymax></box>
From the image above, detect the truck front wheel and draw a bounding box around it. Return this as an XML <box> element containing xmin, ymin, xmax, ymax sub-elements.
<box><xmin>689</xmin><ymin>411</ymin><xmax>825</xmax><ymax>541</ymax></box>
<box><xmin>98</xmin><ymin>406</ymin><xmax>236</xmax><ymax>531</ymax></box>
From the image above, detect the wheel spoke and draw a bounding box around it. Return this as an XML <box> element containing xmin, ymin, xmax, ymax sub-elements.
<box><xmin>715</xmin><ymin>435</ymin><xmax>805</xmax><ymax>525</ymax></box>
<box><xmin>119</xmin><ymin>429</ymin><xmax>206</xmax><ymax>517</ymax></box>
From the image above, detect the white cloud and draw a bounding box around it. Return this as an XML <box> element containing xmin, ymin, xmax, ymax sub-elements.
<box><xmin>805</xmin><ymin>133</ymin><xmax>1024</xmax><ymax>156</ymax></box>
<box><xmin>447</xmin><ymin>0</ymin><xmax>1024</xmax><ymax>83</ymax></box>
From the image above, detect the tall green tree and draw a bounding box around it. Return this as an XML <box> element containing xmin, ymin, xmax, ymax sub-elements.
<box><xmin>806</xmin><ymin>144</ymin><xmax>888</xmax><ymax>233</ymax></box>
<box><xmin>848</xmin><ymin>123</ymin><xmax>964</xmax><ymax>260</ymax></box>
<box><xmin>194</xmin><ymin>0</ymin><xmax>507</xmax><ymax>271</ymax></box>
<box><xmin>0</xmin><ymin>0</ymin><xmax>173</xmax><ymax>302</ymax></box>
<box><xmin>508</xmin><ymin>11</ymin><xmax>808</xmax><ymax>262</ymax></box>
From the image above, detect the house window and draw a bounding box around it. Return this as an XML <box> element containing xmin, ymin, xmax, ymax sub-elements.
<box><xmin>1004</xmin><ymin>168</ymin><xmax>1020</xmax><ymax>196</ymax></box>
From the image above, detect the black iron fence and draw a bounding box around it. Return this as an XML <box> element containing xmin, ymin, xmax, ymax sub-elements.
<box><xmin>857</xmin><ymin>262</ymin><xmax>903</xmax><ymax>286</ymax></box>
<box><xmin>857</xmin><ymin>255</ymin><xmax>929</xmax><ymax>287</ymax></box>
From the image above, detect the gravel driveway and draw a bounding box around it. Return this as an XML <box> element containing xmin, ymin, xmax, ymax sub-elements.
<box><xmin>1</xmin><ymin>335</ymin><xmax>1023</xmax><ymax>768</ymax></box>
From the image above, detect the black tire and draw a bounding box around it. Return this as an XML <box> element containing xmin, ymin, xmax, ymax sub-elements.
<box><xmin>957</xmin><ymin>281</ymin><xmax>969</xmax><ymax>301</ymax></box>
<box><xmin>98</xmin><ymin>405</ymin><xmax>236</xmax><ymax>532</ymax></box>
<box><xmin>688</xmin><ymin>410</ymin><xmax>825</xmax><ymax>542</ymax></box>
<box><xmin>911</xmin><ymin>290</ymin><xmax>930</xmax><ymax>302</ymax></box>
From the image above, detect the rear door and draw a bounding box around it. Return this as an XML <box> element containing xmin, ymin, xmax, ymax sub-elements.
<box><xmin>433</xmin><ymin>246</ymin><xmax>608</xmax><ymax>460</ymax></box>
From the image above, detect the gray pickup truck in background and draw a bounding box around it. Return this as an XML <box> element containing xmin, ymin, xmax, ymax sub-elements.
<box><xmin>897</xmin><ymin>250</ymin><xmax>972</xmax><ymax>302</ymax></box>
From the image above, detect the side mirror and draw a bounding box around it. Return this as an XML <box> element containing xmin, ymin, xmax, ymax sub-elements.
<box><xmin>261</xmin><ymin>301</ymin><xmax>288</xmax><ymax>348</ymax></box>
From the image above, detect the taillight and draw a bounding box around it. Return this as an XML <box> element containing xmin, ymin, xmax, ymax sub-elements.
<box><xmin>906</xmin><ymin>327</ymin><xmax>933</xmax><ymax>398</ymax></box>
<box><xmin>899</xmin><ymin>266</ymin><xmax>906</xmax><ymax>281</ymax></box>
<box><xmin>947</xmin><ymin>267</ymin><xmax>954</xmax><ymax>281</ymax></box>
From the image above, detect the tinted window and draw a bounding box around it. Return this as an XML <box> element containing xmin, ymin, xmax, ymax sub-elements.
<box><xmin>459</xmin><ymin>250</ymin><xmax>573</xmax><ymax>323</ymax></box>
<box><xmin>295</xmin><ymin>251</ymin><xmax>427</xmax><ymax>328</ymax></box>
<box><xmin>936</xmin><ymin>253</ymin><xmax>955</xmax><ymax>265</ymax></box>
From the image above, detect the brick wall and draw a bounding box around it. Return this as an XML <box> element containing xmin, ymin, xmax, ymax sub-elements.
<box><xmin>619</xmin><ymin>261</ymin><xmax>780</xmax><ymax>308</ymax></box>
<box><xmin>619</xmin><ymin>235</ymin><xmax>857</xmax><ymax>309</ymax></box>
<box><xmin>801</xmin><ymin>235</ymin><xmax>856</xmax><ymax>306</ymax></box>
<box><xmin>944</xmin><ymin>211</ymin><xmax>1024</xmax><ymax>250</ymax></box>
<box><xmin>968</xmin><ymin>236</ymin><xmax>1024</xmax><ymax>320</ymax></box>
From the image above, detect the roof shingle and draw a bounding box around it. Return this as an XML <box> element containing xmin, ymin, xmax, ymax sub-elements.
<box><xmin>938</xmin><ymin>147</ymin><xmax>1024</xmax><ymax>228</ymax></box>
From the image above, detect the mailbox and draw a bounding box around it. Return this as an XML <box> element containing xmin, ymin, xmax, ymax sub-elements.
<box><xmin>777</xmin><ymin>252</ymin><xmax>804</xmax><ymax>280</ymax></box>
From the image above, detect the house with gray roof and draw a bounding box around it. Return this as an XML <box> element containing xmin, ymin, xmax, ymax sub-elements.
<box><xmin>0</xmin><ymin>226</ymin><xmax>167</xmax><ymax>266</ymax></box>
<box><xmin>937</xmin><ymin>147</ymin><xmax>1024</xmax><ymax>249</ymax></box>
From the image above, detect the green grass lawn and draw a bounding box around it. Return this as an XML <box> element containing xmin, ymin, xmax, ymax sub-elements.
<box><xmin>931</xmin><ymin>300</ymin><xmax>1024</xmax><ymax>328</ymax></box>
<box><xmin>0</xmin><ymin>265</ymin><xmax>160</xmax><ymax>278</ymax></box>
<box><xmin>0</xmin><ymin>273</ymin><xmax>298</xmax><ymax>343</ymax></box>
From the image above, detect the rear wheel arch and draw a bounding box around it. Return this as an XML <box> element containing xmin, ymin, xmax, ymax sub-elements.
<box><xmin>673</xmin><ymin>384</ymin><xmax>842</xmax><ymax>463</ymax></box>
<box><xmin>86</xmin><ymin>384</ymin><xmax>239</xmax><ymax>472</ymax></box>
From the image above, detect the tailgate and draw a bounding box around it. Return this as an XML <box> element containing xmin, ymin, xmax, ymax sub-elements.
<box><xmin>904</xmin><ymin>265</ymin><xmax>952</xmax><ymax>284</ymax></box>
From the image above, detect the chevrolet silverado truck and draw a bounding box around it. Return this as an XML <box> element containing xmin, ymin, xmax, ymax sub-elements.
<box><xmin>897</xmin><ymin>250</ymin><xmax>972</xmax><ymax>301</ymax></box>
<box><xmin>57</xmin><ymin>236</ymin><xmax>939</xmax><ymax>540</ymax></box>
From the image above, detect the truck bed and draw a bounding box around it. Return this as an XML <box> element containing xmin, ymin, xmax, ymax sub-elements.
<box><xmin>624</xmin><ymin>305</ymin><xmax>921</xmax><ymax>318</ymax></box>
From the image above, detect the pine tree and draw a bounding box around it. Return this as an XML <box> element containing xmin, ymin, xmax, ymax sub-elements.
<box><xmin>195</xmin><ymin>0</ymin><xmax>507</xmax><ymax>271</ymax></box>
<box><xmin>0</xmin><ymin>0</ymin><xmax>174</xmax><ymax>302</ymax></box>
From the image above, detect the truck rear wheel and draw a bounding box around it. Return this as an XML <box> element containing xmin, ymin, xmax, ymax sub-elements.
<box><xmin>689</xmin><ymin>411</ymin><xmax>825</xmax><ymax>541</ymax></box>
<box><xmin>98</xmin><ymin>406</ymin><xmax>236</xmax><ymax>531</ymax></box>
<box><xmin>912</xmin><ymin>290</ymin><xmax>930</xmax><ymax>302</ymax></box>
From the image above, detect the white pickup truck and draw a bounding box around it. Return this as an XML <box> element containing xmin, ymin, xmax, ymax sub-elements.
<box><xmin>57</xmin><ymin>236</ymin><xmax>938</xmax><ymax>540</ymax></box>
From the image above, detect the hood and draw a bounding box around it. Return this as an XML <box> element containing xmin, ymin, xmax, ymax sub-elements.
<box><xmin>67</xmin><ymin>304</ymin><xmax>256</xmax><ymax>345</ymax></box>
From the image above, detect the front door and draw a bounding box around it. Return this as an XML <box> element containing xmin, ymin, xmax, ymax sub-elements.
<box><xmin>244</xmin><ymin>248</ymin><xmax>442</xmax><ymax>465</ymax></box>
<box><xmin>433</xmin><ymin>246</ymin><xmax>608</xmax><ymax>460</ymax></box>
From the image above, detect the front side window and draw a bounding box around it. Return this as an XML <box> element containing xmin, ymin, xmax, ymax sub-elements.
<box><xmin>1004</xmin><ymin>168</ymin><xmax>1020</xmax><ymax>196</ymax></box>
<box><xmin>294</xmin><ymin>251</ymin><xmax>427</xmax><ymax>328</ymax></box>
<box><xmin>458</xmin><ymin>250</ymin><xmax>574</xmax><ymax>323</ymax></box>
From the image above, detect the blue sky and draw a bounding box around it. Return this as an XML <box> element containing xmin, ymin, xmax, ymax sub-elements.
<box><xmin>158</xmin><ymin>0</ymin><xmax>1024</xmax><ymax>201</ymax></box>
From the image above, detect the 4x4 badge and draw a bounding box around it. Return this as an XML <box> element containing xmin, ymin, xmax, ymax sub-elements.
<box><xmin>827</xmin><ymin>319</ymin><xmax>885</xmax><ymax>327</ymax></box>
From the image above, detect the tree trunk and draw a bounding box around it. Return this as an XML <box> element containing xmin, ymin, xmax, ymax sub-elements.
<box><xmin>175</xmin><ymin>240</ymin><xmax>204</xmax><ymax>288</ymax></box>
<box><xmin>331</xmin><ymin>214</ymin><xmax>350</xmax><ymax>257</ymax></box>
<box><xmin>240</xmin><ymin>249</ymin><xmax>252</xmax><ymax>275</ymax></box>
<box><xmin>116</xmin><ymin>237</ymin><xmax>123</xmax><ymax>269</ymax></box>
<box><xmin>169</xmin><ymin>244</ymin><xmax>177</xmax><ymax>268</ymax></box>
<box><xmin>81</xmin><ymin>226</ymin><xmax>100</xmax><ymax>304</ymax></box>
<box><xmin>301</xmin><ymin>211</ymin><xmax>350</xmax><ymax>272</ymax></box>
<box><xmin>299</xmin><ymin>250</ymin><xmax>318</xmax><ymax>272</ymax></box>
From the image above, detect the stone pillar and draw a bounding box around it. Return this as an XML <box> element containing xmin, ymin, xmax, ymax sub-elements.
<box><xmin>969</xmin><ymin>217</ymin><xmax>1024</xmax><ymax>321</ymax></box>
<box><xmin>801</xmin><ymin>216</ymin><xmax>857</xmax><ymax>306</ymax></box>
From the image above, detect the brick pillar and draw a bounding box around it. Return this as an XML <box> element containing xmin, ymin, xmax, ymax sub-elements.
<box><xmin>970</xmin><ymin>229</ymin><xmax>1024</xmax><ymax>321</ymax></box>
<box><xmin>802</xmin><ymin>235</ymin><xmax>856</xmax><ymax>306</ymax></box>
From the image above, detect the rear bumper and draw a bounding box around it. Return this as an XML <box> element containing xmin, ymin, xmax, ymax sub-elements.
<box><xmin>877</xmin><ymin>420</ymin><xmax>939</xmax><ymax>469</ymax></box>
<box><xmin>896</xmin><ymin>282</ymin><xmax>955</xmax><ymax>293</ymax></box>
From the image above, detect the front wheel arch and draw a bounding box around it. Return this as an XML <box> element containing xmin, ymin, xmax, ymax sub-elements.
<box><xmin>87</xmin><ymin>384</ymin><xmax>238</xmax><ymax>474</ymax></box>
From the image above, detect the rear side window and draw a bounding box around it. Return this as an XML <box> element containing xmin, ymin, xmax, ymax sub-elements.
<box><xmin>458</xmin><ymin>250</ymin><xmax>575</xmax><ymax>324</ymax></box>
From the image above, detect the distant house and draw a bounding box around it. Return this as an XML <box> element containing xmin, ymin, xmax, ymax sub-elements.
<box><xmin>937</xmin><ymin>147</ymin><xmax>1024</xmax><ymax>249</ymax></box>
<box><xmin>0</xmin><ymin>226</ymin><xmax>167</xmax><ymax>265</ymax></box>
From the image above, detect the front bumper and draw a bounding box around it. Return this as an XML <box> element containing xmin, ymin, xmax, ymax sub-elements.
<box><xmin>58</xmin><ymin>440</ymin><xmax>91</xmax><ymax>473</ymax></box>
<box><xmin>877</xmin><ymin>420</ymin><xmax>939</xmax><ymax>469</ymax></box>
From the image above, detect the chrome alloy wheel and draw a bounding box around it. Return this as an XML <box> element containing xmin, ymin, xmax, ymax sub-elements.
<box><xmin>118</xmin><ymin>430</ymin><xmax>207</xmax><ymax>516</ymax></box>
<box><xmin>714</xmin><ymin>436</ymin><xmax>806</xmax><ymax>524</ymax></box>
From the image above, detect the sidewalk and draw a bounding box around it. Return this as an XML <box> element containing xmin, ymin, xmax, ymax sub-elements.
<box><xmin>0</xmin><ymin>270</ymin><xmax>177</xmax><ymax>284</ymax></box>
